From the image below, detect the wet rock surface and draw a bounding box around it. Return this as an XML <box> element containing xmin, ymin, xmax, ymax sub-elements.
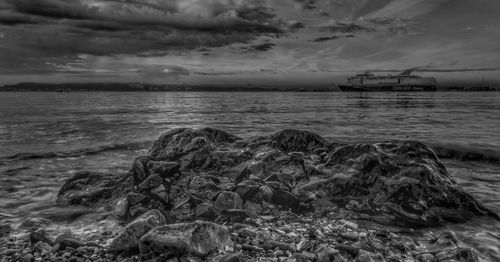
<box><xmin>1</xmin><ymin>127</ymin><xmax>497</xmax><ymax>261</ymax></box>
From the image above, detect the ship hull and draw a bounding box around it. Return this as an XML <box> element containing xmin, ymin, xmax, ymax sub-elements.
<box><xmin>338</xmin><ymin>85</ymin><xmax>437</xmax><ymax>92</ymax></box>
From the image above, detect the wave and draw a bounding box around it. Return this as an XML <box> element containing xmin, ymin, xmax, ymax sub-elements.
<box><xmin>430</xmin><ymin>143</ymin><xmax>500</xmax><ymax>163</ymax></box>
<box><xmin>0</xmin><ymin>141</ymin><xmax>151</xmax><ymax>164</ymax></box>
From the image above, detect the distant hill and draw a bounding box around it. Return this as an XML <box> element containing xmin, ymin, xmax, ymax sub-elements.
<box><xmin>0</xmin><ymin>82</ymin><xmax>338</xmax><ymax>92</ymax></box>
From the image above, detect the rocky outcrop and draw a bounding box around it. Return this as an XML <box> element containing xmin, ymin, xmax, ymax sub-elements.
<box><xmin>58</xmin><ymin>127</ymin><xmax>497</xmax><ymax>225</ymax></box>
<box><xmin>52</xmin><ymin>127</ymin><xmax>498</xmax><ymax>261</ymax></box>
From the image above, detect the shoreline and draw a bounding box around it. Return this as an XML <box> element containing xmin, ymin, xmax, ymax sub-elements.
<box><xmin>1</xmin><ymin>127</ymin><xmax>498</xmax><ymax>261</ymax></box>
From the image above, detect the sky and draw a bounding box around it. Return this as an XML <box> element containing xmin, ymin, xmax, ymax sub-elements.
<box><xmin>1</xmin><ymin>0</ymin><xmax>500</xmax><ymax>85</ymax></box>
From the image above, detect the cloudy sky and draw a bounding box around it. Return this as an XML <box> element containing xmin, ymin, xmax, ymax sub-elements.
<box><xmin>1</xmin><ymin>0</ymin><xmax>500</xmax><ymax>85</ymax></box>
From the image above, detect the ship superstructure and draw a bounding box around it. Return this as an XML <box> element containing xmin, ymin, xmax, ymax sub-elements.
<box><xmin>339</xmin><ymin>69</ymin><xmax>437</xmax><ymax>91</ymax></box>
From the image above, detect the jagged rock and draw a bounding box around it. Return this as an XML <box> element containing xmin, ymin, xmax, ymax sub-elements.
<box><xmin>271</xmin><ymin>129</ymin><xmax>327</xmax><ymax>153</ymax></box>
<box><xmin>108</xmin><ymin>209</ymin><xmax>166</xmax><ymax>252</ymax></box>
<box><xmin>188</xmin><ymin>176</ymin><xmax>222</xmax><ymax>200</ymax></box>
<box><xmin>139</xmin><ymin>221</ymin><xmax>233</xmax><ymax>258</ymax></box>
<box><xmin>29</xmin><ymin>229</ymin><xmax>53</xmax><ymax>246</ymax></box>
<box><xmin>128</xmin><ymin>204</ymin><xmax>150</xmax><ymax>218</ymax></box>
<box><xmin>131</xmin><ymin>156</ymin><xmax>153</xmax><ymax>184</ymax></box>
<box><xmin>114</xmin><ymin>198</ymin><xmax>129</xmax><ymax>219</ymax></box>
<box><xmin>314</xmin><ymin>141</ymin><xmax>499</xmax><ymax>226</ymax></box>
<box><xmin>270</xmin><ymin>190</ymin><xmax>301</xmax><ymax>210</ymax></box>
<box><xmin>127</xmin><ymin>192</ymin><xmax>146</xmax><ymax>206</ymax></box>
<box><xmin>149</xmin><ymin>128</ymin><xmax>241</xmax><ymax>169</ymax></box>
<box><xmin>214</xmin><ymin>191</ymin><xmax>243</xmax><ymax>211</ymax></box>
<box><xmin>56</xmin><ymin>237</ymin><xmax>83</xmax><ymax>251</ymax></box>
<box><xmin>196</xmin><ymin>203</ymin><xmax>217</xmax><ymax>220</ymax></box>
<box><xmin>57</xmin><ymin>171</ymin><xmax>132</xmax><ymax>206</ymax></box>
<box><xmin>138</xmin><ymin>174</ymin><xmax>163</xmax><ymax>189</ymax></box>
<box><xmin>147</xmin><ymin>161</ymin><xmax>181</xmax><ymax>178</ymax></box>
<box><xmin>234</xmin><ymin>180</ymin><xmax>261</xmax><ymax>201</ymax></box>
<box><xmin>55</xmin><ymin>127</ymin><xmax>498</xmax><ymax>231</ymax></box>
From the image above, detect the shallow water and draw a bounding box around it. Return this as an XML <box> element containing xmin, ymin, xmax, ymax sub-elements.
<box><xmin>1</xmin><ymin>91</ymin><xmax>499</xmax><ymax>260</ymax></box>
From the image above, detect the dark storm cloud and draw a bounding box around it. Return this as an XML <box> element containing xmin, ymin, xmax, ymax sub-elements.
<box><xmin>0</xmin><ymin>0</ymin><xmax>283</xmax><ymax>57</ymax></box>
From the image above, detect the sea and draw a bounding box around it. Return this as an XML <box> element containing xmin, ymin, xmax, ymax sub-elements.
<box><xmin>0</xmin><ymin>91</ymin><xmax>499</xmax><ymax>260</ymax></box>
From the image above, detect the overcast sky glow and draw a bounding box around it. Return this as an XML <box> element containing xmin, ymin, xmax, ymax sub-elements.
<box><xmin>1</xmin><ymin>0</ymin><xmax>500</xmax><ymax>85</ymax></box>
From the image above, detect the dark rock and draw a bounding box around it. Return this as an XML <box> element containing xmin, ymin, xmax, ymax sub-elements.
<box><xmin>139</xmin><ymin>221</ymin><xmax>233</xmax><ymax>258</ymax></box>
<box><xmin>271</xmin><ymin>129</ymin><xmax>327</xmax><ymax>153</ymax></box>
<box><xmin>233</xmin><ymin>180</ymin><xmax>261</xmax><ymax>201</ymax></box>
<box><xmin>130</xmin><ymin>156</ymin><xmax>153</xmax><ymax>184</ymax></box>
<box><xmin>113</xmin><ymin>198</ymin><xmax>129</xmax><ymax>219</ymax></box>
<box><xmin>57</xmin><ymin>238</ymin><xmax>84</xmax><ymax>251</ymax></box>
<box><xmin>128</xmin><ymin>204</ymin><xmax>150</xmax><ymax>218</ymax></box>
<box><xmin>195</xmin><ymin>203</ymin><xmax>217</xmax><ymax>220</ymax></box>
<box><xmin>214</xmin><ymin>191</ymin><xmax>243</xmax><ymax>211</ymax></box>
<box><xmin>149</xmin><ymin>128</ymin><xmax>240</xmax><ymax>169</ymax></box>
<box><xmin>188</xmin><ymin>176</ymin><xmax>221</xmax><ymax>200</ymax></box>
<box><xmin>270</xmin><ymin>190</ymin><xmax>301</xmax><ymax>210</ymax></box>
<box><xmin>219</xmin><ymin>209</ymin><xmax>258</xmax><ymax>221</ymax></box>
<box><xmin>315</xmin><ymin>141</ymin><xmax>499</xmax><ymax>226</ymax></box>
<box><xmin>147</xmin><ymin>161</ymin><xmax>181</xmax><ymax>179</ymax></box>
<box><xmin>127</xmin><ymin>192</ymin><xmax>147</xmax><ymax>206</ymax></box>
<box><xmin>108</xmin><ymin>209</ymin><xmax>166</xmax><ymax>252</ymax></box>
<box><xmin>54</xmin><ymin>127</ymin><xmax>497</xmax><ymax>233</ymax></box>
<box><xmin>29</xmin><ymin>229</ymin><xmax>53</xmax><ymax>246</ymax></box>
<box><xmin>0</xmin><ymin>224</ymin><xmax>11</xmax><ymax>237</ymax></box>
<box><xmin>138</xmin><ymin>174</ymin><xmax>163</xmax><ymax>189</ymax></box>
<box><xmin>57</xmin><ymin>171</ymin><xmax>133</xmax><ymax>206</ymax></box>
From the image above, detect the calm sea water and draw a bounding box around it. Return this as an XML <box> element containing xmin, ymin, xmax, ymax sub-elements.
<box><xmin>0</xmin><ymin>91</ymin><xmax>499</xmax><ymax>260</ymax></box>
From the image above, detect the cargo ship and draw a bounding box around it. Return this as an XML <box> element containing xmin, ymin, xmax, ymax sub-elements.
<box><xmin>338</xmin><ymin>69</ymin><xmax>437</xmax><ymax>91</ymax></box>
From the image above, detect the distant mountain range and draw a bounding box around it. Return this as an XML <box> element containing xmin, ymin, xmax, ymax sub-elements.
<box><xmin>0</xmin><ymin>82</ymin><xmax>338</xmax><ymax>92</ymax></box>
<box><xmin>1</xmin><ymin>82</ymin><xmax>498</xmax><ymax>92</ymax></box>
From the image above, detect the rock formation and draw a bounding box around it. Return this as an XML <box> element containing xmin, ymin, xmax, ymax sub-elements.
<box><xmin>48</xmin><ymin>127</ymin><xmax>498</xmax><ymax>261</ymax></box>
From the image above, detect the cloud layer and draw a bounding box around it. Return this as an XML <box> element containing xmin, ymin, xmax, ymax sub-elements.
<box><xmin>1</xmin><ymin>0</ymin><xmax>500</xmax><ymax>84</ymax></box>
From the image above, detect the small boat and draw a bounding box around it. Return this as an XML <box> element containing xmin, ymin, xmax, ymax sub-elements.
<box><xmin>339</xmin><ymin>69</ymin><xmax>437</xmax><ymax>91</ymax></box>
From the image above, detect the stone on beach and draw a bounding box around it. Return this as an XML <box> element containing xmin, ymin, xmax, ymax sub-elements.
<box><xmin>214</xmin><ymin>191</ymin><xmax>243</xmax><ymax>211</ymax></box>
<box><xmin>108</xmin><ymin>209</ymin><xmax>166</xmax><ymax>252</ymax></box>
<box><xmin>139</xmin><ymin>221</ymin><xmax>233</xmax><ymax>258</ymax></box>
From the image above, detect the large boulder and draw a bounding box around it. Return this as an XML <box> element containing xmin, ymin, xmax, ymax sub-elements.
<box><xmin>139</xmin><ymin>221</ymin><xmax>233</xmax><ymax>259</ymax></box>
<box><xmin>311</xmin><ymin>141</ymin><xmax>499</xmax><ymax>226</ymax></box>
<box><xmin>56</xmin><ymin>127</ymin><xmax>497</xmax><ymax>229</ymax></box>
<box><xmin>149</xmin><ymin>128</ymin><xmax>242</xmax><ymax>169</ymax></box>
<box><xmin>108</xmin><ymin>209</ymin><xmax>166</xmax><ymax>252</ymax></box>
<box><xmin>57</xmin><ymin>171</ymin><xmax>133</xmax><ymax>206</ymax></box>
